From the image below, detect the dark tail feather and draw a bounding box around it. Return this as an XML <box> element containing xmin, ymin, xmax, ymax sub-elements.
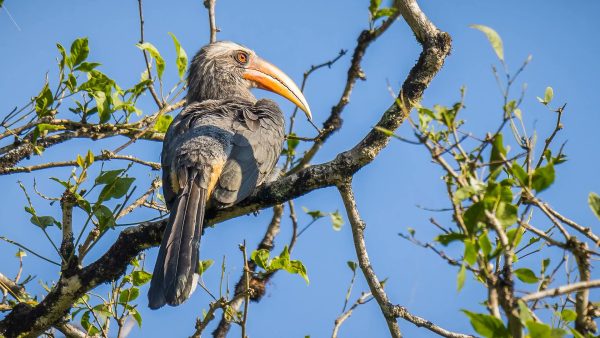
<box><xmin>148</xmin><ymin>173</ymin><xmax>206</xmax><ymax>309</ymax></box>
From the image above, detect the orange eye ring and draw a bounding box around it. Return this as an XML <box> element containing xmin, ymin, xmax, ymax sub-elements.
<box><xmin>235</xmin><ymin>51</ymin><xmax>249</xmax><ymax>65</ymax></box>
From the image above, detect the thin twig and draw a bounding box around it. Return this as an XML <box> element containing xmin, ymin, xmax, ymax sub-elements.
<box><xmin>137</xmin><ymin>0</ymin><xmax>163</xmax><ymax>108</ymax></box>
<box><xmin>204</xmin><ymin>0</ymin><xmax>218</xmax><ymax>43</ymax></box>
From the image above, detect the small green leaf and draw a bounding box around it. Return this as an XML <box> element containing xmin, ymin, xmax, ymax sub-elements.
<box><xmin>588</xmin><ymin>192</ymin><xmax>600</xmax><ymax>220</ymax></box>
<box><xmin>69</xmin><ymin>37</ymin><xmax>90</xmax><ymax>67</ymax></box>
<box><xmin>478</xmin><ymin>232</ymin><xmax>492</xmax><ymax>256</ymax></box>
<box><xmin>132</xmin><ymin>270</ymin><xmax>152</xmax><ymax>286</ymax></box>
<box><xmin>168</xmin><ymin>32</ymin><xmax>188</xmax><ymax>80</ymax></box>
<box><xmin>347</xmin><ymin>261</ymin><xmax>358</xmax><ymax>272</ymax></box>
<box><xmin>154</xmin><ymin>114</ymin><xmax>173</xmax><ymax>133</ymax></box>
<box><xmin>560</xmin><ymin>309</ymin><xmax>577</xmax><ymax>322</ymax></box>
<box><xmin>517</xmin><ymin>300</ymin><xmax>533</xmax><ymax>325</ymax></box>
<box><xmin>129</xmin><ymin>307</ymin><xmax>142</xmax><ymax>327</ymax></box>
<box><xmin>35</xmin><ymin>83</ymin><xmax>54</xmax><ymax>117</ymax></box>
<box><xmin>436</xmin><ymin>232</ymin><xmax>467</xmax><ymax>246</ymax></box>
<box><xmin>330</xmin><ymin>211</ymin><xmax>344</xmax><ymax>231</ymax></box>
<box><xmin>544</xmin><ymin>87</ymin><xmax>554</xmax><ymax>104</ymax></box>
<box><xmin>302</xmin><ymin>207</ymin><xmax>326</xmax><ymax>220</ymax></box>
<box><xmin>136</xmin><ymin>42</ymin><xmax>165</xmax><ymax>79</ymax></box>
<box><xmin>30</xmin><ymin>215</ymin><xmax>57</xmax><ymax>229</ymax></box>
<box><xmin>81</xmin><ymin>311</ymin><xmax>100</xmax><ymax>335</ymax></box>
<box><xmin>470</xmin><ymin>24</ymin><xmax>504</xmax><ymax>61</ymax></box>
<box><xmin>531</xmin><ymin>162</ymin><xmax>555</xmax><ymax>192</ymax></box>
<box><xmin>489</xmin><ymin>133</ymin><xmax>506</xmax><ymax>180</ymax></box>
<box><xmin>373</xmin><ymin>7</ymin><xmax>397</xmax><ymax>20</ymax></box>
<box><xmin>197</xmin><ymin>259</ymin><xmax>214</xmax><ymax>276</ymax></box>
<box><xmin>74</xmin><ymin>62</ymin><xmax>101</xmax><ymax>72</ymax></box>
<box><xmin>250</xmin><ymin>249</ymin><xmax>270</xmax><ymax>270</ymax></box>
<box><xmin>457</xmin><ymin>263</ymin><xmax>466</xmax><ymax>292</ymax></box>
<box><xmin>368</xmin><ymin>0</ymin><xmax>382</xmax><ymax>17</ymax></box>
<box><xmin>119</xmin><ymin>287</ymin><xmax>140</xmax><ymax>303</ymax></box>
<box><xmin>463</xmin><ymin>239</ymin><xmax>477</xmax><ymax>266</ymax></box>
<box><xmin>495</xmin><ymin>202</ymin><xmax>518</xmax><ymax>227</ymax></box>
<box><xmin>98</xmin><ymin>177</ymin><xmax>135</xmax><ymax>202</ymax></box>
<box><xmin>96</xmin><ymin>169</ymin><xmax>125</xmax><ymax>184</ymax></box>
<box><xmin>288</xmin><ymin>259</ymin><xmax>309</xmax><ymax>284</ymax></box>
<box><xmin>526</xmin><ymin>320</ymin><xmax>567</xmax><ymax>338</ymax></box>
<box><xmin>462</xmin><ymin>310</ymin><xmax>509</xmax><ymax>338</ymax></box>
<box><xmin>514</xmin><ymin>268</ymin><xmax>538</xmax><ymax>284</ymax></box>
<box><xmin>15</xmin><ymin>249</ymin><xmax>27</xmax><ymax>258</ymax></box>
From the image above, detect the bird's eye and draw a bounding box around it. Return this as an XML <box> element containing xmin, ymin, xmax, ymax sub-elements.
<box><xmin>234</xmin><ymin>51</ymin><xmax>249</xmax><ymax>65</ymax></box>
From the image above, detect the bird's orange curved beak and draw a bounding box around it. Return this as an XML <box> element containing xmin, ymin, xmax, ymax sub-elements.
<box><xmin>243</xmin><ymin>56</ymin><xmax>312</xmax><ymax>120</ymax></box>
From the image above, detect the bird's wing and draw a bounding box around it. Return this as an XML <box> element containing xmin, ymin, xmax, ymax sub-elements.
<box><xmin>212</xmin><ymin>99</ymin><xmax>285</xmax><ymax>206</ymax></box>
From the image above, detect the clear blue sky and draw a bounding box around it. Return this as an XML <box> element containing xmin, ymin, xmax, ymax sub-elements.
<box><xmin>1</xmin><ymin>1</ymin><xmax>599</xmax><ymax>337</ymax></box>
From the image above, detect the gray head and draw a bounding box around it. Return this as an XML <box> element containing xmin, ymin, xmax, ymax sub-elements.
<box><xmin>186</xmin><ymin>41</ymin><xmax>312</xmax><ymax>119</ymax></box>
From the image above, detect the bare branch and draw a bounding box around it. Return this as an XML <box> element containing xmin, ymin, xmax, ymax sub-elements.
<box><xmin>332</xmin><ymin>292</ymin><xmax>373</xmax><ymax>338</ymax></box>
<box><xmin>204</xmin><ymin>0</ymin><xmax>218</xmax><ymax>43</ymax></box>
<box><xmin>521</xmin><ymin>279</ymin><xmax>600</xmax><ymax>302</ymax></box>
<box><xmin>137</xmin><ymin>0</ymin><xmax>164</xmax><ymax>108</ymax></box>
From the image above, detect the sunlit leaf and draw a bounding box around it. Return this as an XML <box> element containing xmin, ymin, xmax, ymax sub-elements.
<box><xmin>470</xmin><ymin>24</ymin><xmax>504</xmax><ymax>61</ymax></box>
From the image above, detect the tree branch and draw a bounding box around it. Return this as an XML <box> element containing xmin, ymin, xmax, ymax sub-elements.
<box><xmin>204</xmin><ymin>0</ymin><xmax>218</xmax><ymax>44</ymax></box>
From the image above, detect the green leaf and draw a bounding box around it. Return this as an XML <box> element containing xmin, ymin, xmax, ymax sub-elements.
<box><xmin>526</xmin><ymin>321</ymin><xmax>567</xmax><ymax>338</ymax></box>
<box><xmin>462</xmin><ymin>310</ymin><xmax>509</xmax><ymax>338</ymax></box>
<box><xmin>119</xmin><ymin>287</ymin><xmax>140</xmax><ymax>303</ymax></box>
<box><xmin>35</xmin><ymin>83</ymin><xmax>54</xmax><ymax>117</ymax></box>
<box><xmin>98</xmin><ymin>177</ymin><xmax>135</xmax><ymax>202</ymax></box>
<box><xmin>250</xmin><ymin>249</ymin><xmax>270</xmax><ymax>270</ymax></box>
<box><xmin>15</xmin><ymin>249</ymin><xmax>26</xmax><ymax>258</ymax></box>
<box><xmin>436</xmin><ymin>232</ymin><xmax>467</xmax><ymax>246</ymax></box>
<box><xmin>531</xmin><ymin>162</ymin><xmax>555</xmax><ymax>192</ymax></box>
<box><xmin>489</xmin><ymin>133</ymin><xmax>506</xmax><ymax>180</ymax></box>
<box><xmin>514</xmin><ymin>268</ymin><xmax>538</xmax><ymax>284</ymax></box>
<box><xmin>96</xmin><ymin>169</ymin><xmax>125</xmax><ymax>184</ymax></box>
<box><xmin>373</xmin><ymin>7</ymin><xmax>397</xmax><ymax>20</ymax></box>
<box><xmin>544</xmin><ymin>87</ymin><xmax>554</xmax><ymax>104</ymax></box>
<box><xmin>454</xmin><ymin>186</ymin><xmax>476</xmax><ymax>203</ymax></box>
<box><xmin>302</xmin><ymin>207</ymin><xmax>326</xmax><ymax>220</ymax></box>
<box><xmin>560</xmin><ymin>309</ymin><xmax>577</xmax><ymax>322</ymax></box>
<box><xmin>197</xmin><ymin>259</ymin><xmax>214</xmax><ymax>276</ymax></box>
<box><xmin>132</xmin><ymin>270</ymin><xmax>152</xmax><ymax>286</ymax></box>
<box><xmin>495</xmin><ymin>202</ymin><xmax>517</xmax><ymax>227</ymax></box>
<box><xmin>288</xmin><ymin>259</ymin><xmax>309</xmax><ymax>284</ymax></box>
<box><xmin>457</xmin><ymin>263</ymin><xmax>466</xmax><ymax>292</ymax></box>
<box><xmin>129</xmin><ymin>306</ymin><xmax>142</xmax><ymax>327</ymax></box>
<box><xmin>136</xmin><ymin>42</ymin><xmax>165</xmax><ymax>79</ymax></box>
<box><xmin>69</xmin><ymin>37</ymin><xmax>90</xmax><ymax>67</ymax></box>
<box><xmin>517</xmin><ymin>300</ymin><xmax>533</xmax><ymax>325</ymax></box>
<box><xmin>478</xmin><ymin>232</ymin><xmax>492</xmax><ymax>256</ymax></box>
<box><xmin>330</xmin><ymin>210</ymin><xmax>344</xmax><ymax>231</ymax></box>
<box><xmin>511</xmin><ymin>162</ymin><xmax>527</xmax><ymax>184</ymax></box>
<box><xmin>74</xmin><ymin>62</ymin><xmax>101</xmax><ymax>72</ymax></box>
<box><xmin>94</xmin><ymin>205</ymin><xmax>116</xmax><ymax>231</ymax></box>
<box><xmin>56</xmin><ymin>43</ymin><xmax>67</xmax><ymax>70</ymax></box>
<box><xmin>154</xmin><ymin>115</ymin><xmax>173</xmax><ymax>133</ymax></box>
<box><xmin>463</xmin><ymin>239</ymin><xmax>477</xmax><ymax>266</ymax></box>
<box><xmin>30</xmin><ymin>215</ymin><xmax>57</xmax><ymax>229</ymax></box>
<box><xmin>470</xmin><ymin>24</ymin><xmax>504</xmax><ymax>61</ymax></box>
<box><xmin>463</xmin><ymin>201</ymin><xmax>485</xmax><ymax>233</ymax></box>
<box><xmin>81</xmin><ymin>311</ymin><xmax>100</xmax><ymax>335</ymax></box>
<box><xmin>168</xmin><ymin>32</ymin><xmax>188</xmax><ymax>80</ymax></box>
<box><xmin>588</xmin><ymin>192</ymin><xmax>600</xmax><ymax>220</ymax></box>
<box><xmin>368</xmin><ymin>0</ymin><xmax>382</xmax><ymax>17</ymax></box>
<box><xmin>347</xmin><ymin>261</ymin><xmax>358</xmax><ymax>272</ymax></box>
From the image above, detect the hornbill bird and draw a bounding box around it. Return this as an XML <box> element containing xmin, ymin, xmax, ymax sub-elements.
<box><xmin>148</xmin><ymin>41</ymin><xmax>312</xmax><ymax>309</ymax></box>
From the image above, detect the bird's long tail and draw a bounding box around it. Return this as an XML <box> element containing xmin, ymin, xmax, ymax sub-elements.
<box><xmin>148</xmin><ymin>172</ymin><xmax>205</xmax><ymax>309</ymax></box>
